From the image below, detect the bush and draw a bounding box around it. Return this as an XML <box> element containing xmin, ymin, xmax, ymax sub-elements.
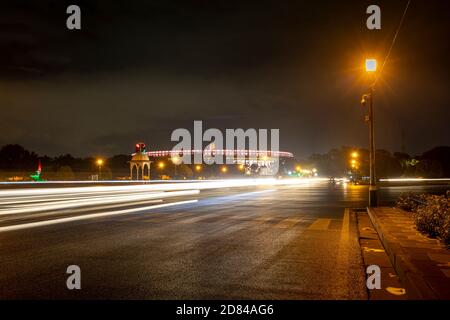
<box><xmin>396</xmin><ymin>192</ymin><xmax>450</xmax><ymax>245</ymax></box>
<box><xmin>56</xmin><ymin>165</ymin><xmax>75</xmax><ymax>180</ymax></box>
<box><xmin>396</xmin><ymin>192</ymin><xmax>427</xmax><ymax>212</ymax></box>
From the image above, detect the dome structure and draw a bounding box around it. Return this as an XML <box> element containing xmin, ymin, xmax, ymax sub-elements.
<box><xmin>131</xmin><ymin>153</ymin><xmax>150</xmax><ymax>162</ymax></box>
<box><xmin>129</xmin><ymin>145</ymin><xmax>152</xmax><ymax>180</ymax></box>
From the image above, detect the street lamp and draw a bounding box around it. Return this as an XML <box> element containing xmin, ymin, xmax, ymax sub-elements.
<box><xmin>365</xmin><ymin>59</ymin><xmax>377</xmax><ymax>72</ymax></box>
<box><xmin>158</xmin><ymin>161</ymin><xmax>165</xmax><ymax>169</ymax></box>
<box><xmin>170</xmin><ymin>155</ymin><xmax>182</xmax><ymax>179</ymax></box>
<box><xmin>221</xmin><ymin>166</ymin><xmax>228</xmax><ymax>173</ymax></box>
<box><xmin>362</xmin><ymin>58</ymin><xmax>378</xmax><ymax>206</ymax></box>
<box><xmin>96</xmin><ymin>158</ymin><xmax>104</xmax><ymax>180</ymax></box>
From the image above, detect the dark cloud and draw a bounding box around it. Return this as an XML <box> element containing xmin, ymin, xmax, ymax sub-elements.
<box><xmin>0</xmin><ymin>0</ymin><xmax>448</xmax><ymax>157</ymax></box>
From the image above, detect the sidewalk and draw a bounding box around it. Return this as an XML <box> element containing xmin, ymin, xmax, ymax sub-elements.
<box><xmin>356</xmin><ymin>210</ymin><xmax>407</xmax><ymax>300</ymax></box>
<box><xmin>367</xmin><ymin>207</ymin><xmax>450</xmax><ymax>299</ymax></box>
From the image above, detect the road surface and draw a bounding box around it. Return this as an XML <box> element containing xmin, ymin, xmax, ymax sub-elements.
<box><xmin>0</xmin><ymin>180</ymin><xmax>446</xmax><ymax>299</ymax></box>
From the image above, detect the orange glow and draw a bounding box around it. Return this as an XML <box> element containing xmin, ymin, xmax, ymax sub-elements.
<box><xmin>171</xmin><ymin>155</ymin><xmax>182</xmax><ymax>165</ymax></box>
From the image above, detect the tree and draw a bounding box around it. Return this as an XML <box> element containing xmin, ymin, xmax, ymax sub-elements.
<box><xmin>0</xmin><ymin>144</ymin><xmax>37</xmax><ymax>170</ymax></box>
<box><xmin>56</xmin><ymin>166</ymin><xmax>75</xmax><ymax>180</ymax></box>
<box><xmin>178</xmin><ymin>164</ymin><xmax>193</xmax><ymax>179</ymax></box>
<box><xmin>420</xmin><ymin>146</ymin><xmax>450</xmax><ymax>177</ymax></box>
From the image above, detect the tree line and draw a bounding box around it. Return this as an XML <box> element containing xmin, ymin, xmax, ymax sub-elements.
<box><xmin>0</xmin><ymin>144</ymin><xmax>449</xmax><ymax>180</ymax></box>
<box><xmin>304</xmin><ymin>146</ymin><xmax>450</xmax><ymax>179</ymax></box>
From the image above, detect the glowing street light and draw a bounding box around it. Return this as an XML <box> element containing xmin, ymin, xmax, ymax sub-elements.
<box><xmin>195</xmin><ymin>165</ymin><xmax>202</xmax><ymax>172</ymax></box>
<box><xmin>221</xmin><ymin>166</ymin><xmax>228</xmax><ymax>173</ymax></box>
<box><xmin>170</xmin><ymin>155</ymin><xmax>182</xmax><ymax>179</ymax></box>
<box><xmin>295</xmin><ymin>166</ymin><xmax>301</xmax><ymax>172</ymax></box>
<box><xmin>158</xmin><ymin>161</ymin><xmax>165</xmax><ymax>169</ymax></box>
<box><xmin>365</xmin><ymin>59</ymin><xmax>377</xmax><ymax>72</ymax></box>
<box><xmin>238</xmin><ymin>164</ymin><xmax>245</xmax><ymax>171</ymax></box>
<box><xmin>171</xmin><ymin>155</ymin><xmax>182</xmax><ymax>165</ymax></box>
<box><xmin>351</xmin><ymin>151</ymin><xmax>359</xmax><ymax>158</ymax></box>
<box><xmin>96</xmin><ymin>158</ymin><xmax>104</xmax><ymax>180</ymax></box>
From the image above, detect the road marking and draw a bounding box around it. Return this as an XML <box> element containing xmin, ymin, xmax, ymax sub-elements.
<box><xmin>342</xmin><ymin>209</ymin><xmax>350</xmax><ymax>235</ymax></box>
<box><xmin>307</xmin><ymin>218</ymin><xmax>332</xmax><ymax>230</ymax></box>
<box><xmin>335</xmin><ymin>208</ymin><xmax>355</xmax><ymax>297</ymax></box>
<box><xmin>363</xmin><ymin>247</ymin><xmax>385</xmax><ymax>253</ymax></box>
<box><xmin>386</xmin><ymin>287</ymin><xmax>407</xmax><ymax>296</ymax></box>
<box><xmin>0</xmin><ymin>200</ymin><xmax>198</xmax><ymax>233</ymax></box>
<box><xmin>274</xmin><ymin>218</ymin><xmax>303</xmax><ymax>228</ymax></box>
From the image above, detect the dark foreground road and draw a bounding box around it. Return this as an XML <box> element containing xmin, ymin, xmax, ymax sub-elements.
<box><xmin>0</xmin><ymin>180</ymin><xmax>447</xmax><ymax>299</ymax></box>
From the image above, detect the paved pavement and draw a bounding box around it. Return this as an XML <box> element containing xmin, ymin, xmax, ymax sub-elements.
<box><xmin>368</xmin><ymin>207</ymin><xmax>450</xmax><ymax>299</ymax></box>
<box><xmin>356</xmin><ymin>210</ymin><xmax>407</xmax><ymax>300</ymax></box>
<box><xmin>0</xmin><ymin>180</ymin><xmax>447</xmax><ymax>299</ymax></box>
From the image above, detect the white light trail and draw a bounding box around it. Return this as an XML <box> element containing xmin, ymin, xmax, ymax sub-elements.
<box><xmin>0</xmin><ymin>190</ymin><xmax>200</xmax><ymax>216</ymax></box>
<box><xmin>0</xmin><ymin>200</ymin><xmax>198</xmax><ymax>233</ymax></box>
<box><xmin>380</xmin><ymin>178</ymin><xmax>450</xmax><ymax>182</ymax></box>
<box><xmin>0</xmin><ymin>178</ymin><xmax>327</xmax><ymax>198</ymax></box>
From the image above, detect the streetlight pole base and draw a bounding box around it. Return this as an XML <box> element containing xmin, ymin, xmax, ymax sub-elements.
<box><xmin>369</xmin><ymin>186</ymin><xmax>378</xmax><ymax>207</ymax></box>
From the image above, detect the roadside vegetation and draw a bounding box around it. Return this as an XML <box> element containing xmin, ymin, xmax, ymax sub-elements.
<box><xmin>396</xmin><ymin>191</ymin><xmax>450</xmax><ymax>246</ymax></box>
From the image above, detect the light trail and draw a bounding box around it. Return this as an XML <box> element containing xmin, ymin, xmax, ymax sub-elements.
<box><xmin>0</xmin><ymin>190</ymin><xmax>166</xmax><ymax>206</ymax></box>
<box><xmin>0</xmin><ymin>179</ymin><xmax>193</xmax><ymax>185</ymax></box>
<box><xmin>0</xmin><ymin>200</ymin><xmax>198</xmax><ymax>233</ymax></box>
<box><xmin>0</xmin><ymin>190</ymin><xmax>200</xmax><ymax>215</ymax></box>
<box><xmin>0</xmin><ymin>178</ymin><xmax>327</xmax><ymax>198</ymax></box>
<box><xmin>380</xmin><ymin>178</ymin><xmax>450</xmax><ymax>182</ymax></box>
<box><xmin>0</xmin><ymin>178</ymin><xmax>327</xmax><ymax>228</ymax></box>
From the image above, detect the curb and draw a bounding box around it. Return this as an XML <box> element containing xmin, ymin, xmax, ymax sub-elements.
<box><xmin>366</xmin><ymin>207</ymin><xmax>439</xmax><ymax>299</ymax></box>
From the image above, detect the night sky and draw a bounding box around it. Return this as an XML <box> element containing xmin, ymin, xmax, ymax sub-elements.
<box><xmin>0</xmin><ymin>0</ymin><xmax>449</xmax><ymax>158</ymax></box>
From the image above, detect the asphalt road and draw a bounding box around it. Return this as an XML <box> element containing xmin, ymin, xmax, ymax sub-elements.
<box><xmin>0</xmin><ymin>180</ymin><xmax>447</xmax><ymax>299</ymax></box>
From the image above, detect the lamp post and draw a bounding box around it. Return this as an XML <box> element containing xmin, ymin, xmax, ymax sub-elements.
<box><xmin>96</xmin><ymin>159</ymin><xmax>104</xmax><ymax>180</ymax></box>
<box><xmin>362</xmin><ymin>58</ymin><xmax>378</xmax><ymax>207</ymax></box>
<box><xmin>171</xmin><ymin>155</ymin><xmax>181</xmax><ymax>179</ymax></box>
<box><xmin>195</xmin><ymin>164</ymin><xmax>202</xmax><ymax>179</ymax></box>
<box><xmin>350</xmin><ymin>152</ymin><xmax>359</xmax><ymax>183</ymax></box>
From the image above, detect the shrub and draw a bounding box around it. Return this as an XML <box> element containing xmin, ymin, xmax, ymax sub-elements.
<box><xmin>396</xmin><ymin>192</ymin><xmax>426</xmax><ymax>212</ymax></box>
<box><xmin>396</xmin><ymin>192</ymin><xmax>450</xmax><ymax>245</ymax></box>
